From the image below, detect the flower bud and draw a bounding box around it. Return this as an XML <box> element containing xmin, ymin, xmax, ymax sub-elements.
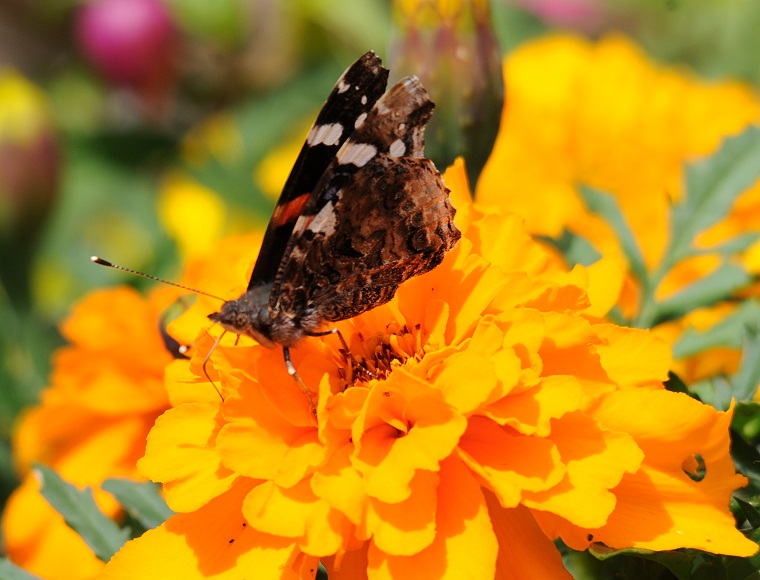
<box><xmin>75</xmin><ymin>0</ymin><xmax>178</xmax><ymax>109</ymax></box>
<box><xmin>390</xmin><ymin>0</ymin><xmax>504</xmax><ymax>186</ymax></box>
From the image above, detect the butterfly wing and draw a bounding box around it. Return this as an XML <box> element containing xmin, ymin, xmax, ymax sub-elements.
<box><xmin>271</xmin><ymin>76</ymin><xmax>461</xmax><ymax>325</ymax></box>
<box><xmin>247</xmin><ymin>52</ymin><xmax>389</xmax><ymax>291</ymax></box>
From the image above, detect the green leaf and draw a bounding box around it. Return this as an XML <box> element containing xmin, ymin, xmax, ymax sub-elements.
<box><xmin>673</xmin><ymin>300</ymin><xmax>760</xmax><ymax>358</ymax></box>
<box><xmin>729</xmin><ymin>327</ymin><xmax>760</xmax><ymax>402</ymax></box>
<box><xmin>102</xmin><ymin>478</ymin><xmax>174</xmax><ymax>530</ymax></box>
<box><xmin>34</xmin><ymin>464</ymin><xmax>130</xmax><ymax>562</ymax></box>
<box><xmin>691</xmin><ymin>377</ymin><xmax>735</xmax><ymax>411</ymax></box>
<box><xmin>670</xmin><ymin>126</ymin><xmax>760</xmax><ymax>263</ymax></box>
<box><xmin>665</xmin><ymin>371</ymin><xmax>691</xmax><ymax>395</ymax></box>
<box><xmin>547</xmin><ymin>229</ymin><xmax>601</xmax><ymax>268</ymax></box>
<box><xmin>734</xmin><ymin>497</ymin><xmax>760</xmax><ymax>529</ymax></box>
<box><xmin>652</xmin><ymin>262</ymin><xmax>753</xmax><ymax>325</ymax></box>
<box><xmin>578</xmin><ymin>186</ymin><xmax>647</xmax><ymax>282</ymax></box>
<box><xmin>0</xmin><ymin>558</ymin><xmax>44</xmax><ymax>580</ymax></box>
<box><xmin>589</xmin><ymin>545</ymin><xmax>704</xmax><ymax>580</ymax></box>
<box><xmin>732</xmin><ymin>401</ymin><xmax>760</xmax><ymax>442</ymax></box>
<box><xmin>698</xmin><ymin>232</ymin><xmax>760</xmax><ymax>258</ymax></box>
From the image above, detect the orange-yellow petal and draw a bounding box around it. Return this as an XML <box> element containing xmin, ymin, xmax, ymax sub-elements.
<box><xmin>367</xmin><ymin>458</ymin><xmax>497</xmax><ymax>579</ymax></box>
<box><xmin>484</xmin><ymin>495</ymin><xmax>571</xmax><ymax>579</ymax></box>
<box><xmin>138</xmin><ymin>403</ymin><xmax>237</xmax><ymax>512</ymax></box>
<box><xmin>458</xmin><ymin>416</ymin><xmax>564</xmax><ymax>507</ymax></box>
<box><xmin>352</xmin><ymin>371</ymin><xmax>467</xmax><ymax>503</ymax></box>
<box><xmin>97</xmin><ymin>479</ymin><xmax>313</xmax><ymax>580</ymax></box>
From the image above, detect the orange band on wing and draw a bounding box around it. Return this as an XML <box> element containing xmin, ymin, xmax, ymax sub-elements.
<box><xmin>272</xmin><ymin>193</ymin><xmax>310</xmax><ymax>226</ymax></box>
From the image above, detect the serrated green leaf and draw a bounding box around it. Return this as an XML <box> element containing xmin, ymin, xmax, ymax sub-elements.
<box><xmin>673</xmin><ymin>300</ymin><xmax>760</xmax><ymax>358</ymax></box>
<box><xmin>691</xmin><ymin>377</ymin><xmax>735</xmax><ymax>411</ymax></box>
<box><xmin>670</xmin><ymin>126</ymin><xmax>760</xmax><ymax>263</ymax></box>
<box><xmin>696</xmin><ymin>232</ymin><xmax>760</xmax><ymax>258</ymax></box>
<box><xmin>734</xmin><ymin>497</ymin><xmax>760</xmax><ymax>529</ymax></box>
<box><xmin>34</xmin><ymin>464</ymin><xmax>130</xmax><ymax>562</ymax></box>
<box><xmin>102</xmin><ymin>478</ymin><xmax>174</xmax><ymax>530</ymax></box>
<box><xmin>589</xmin><ymin>545</ymin><xmax>699</xmax><ymax>580</ymax></box>
<box><xmin>651</xmin><ymin>262</ymin><xmax>753</xmax><ymax>325</ymax></box>
<box><xmin>0</xmin><ymin>558</ymin><xmax>44</xmax><ymax>580</ymax></box>
<box><xmin>729</xmin><ymin>327</ymin><xmax>760</xmax><ymax>401</ymax></box>
<box><xmin>578</xmin><ymin>186</ymin><xmax>647</xmax><ymax>282</ymax></box>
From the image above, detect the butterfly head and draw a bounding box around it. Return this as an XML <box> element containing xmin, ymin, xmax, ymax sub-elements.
<box><xmin>207</xmin><ymin>287</ymin><xmax>278</xmax><ymax>349</ymax></box>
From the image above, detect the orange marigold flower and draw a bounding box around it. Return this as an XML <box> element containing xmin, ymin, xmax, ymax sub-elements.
<box><xmin>97</xmin><ymin>161</ymin><xmax>755</xmax><ymax>579</ymax></box>
<box><xmin>477</xmin><ymin>33</ymin><xmax>760</xmax><ymax>384</ymax></box>
<box><xmin>3</xmin><ymin>286</ymin><xmax>173</xmax><ymax>580</ymax></box>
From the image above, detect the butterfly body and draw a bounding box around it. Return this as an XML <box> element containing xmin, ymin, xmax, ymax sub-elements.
<box><xmin>208</xmin><ymin>52</ymin><xmax>461</xmax><ymax>381</ymax></box>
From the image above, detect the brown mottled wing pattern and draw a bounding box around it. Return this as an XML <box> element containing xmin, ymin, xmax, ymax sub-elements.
<box><xmin>247</xmin><ymin>52</ymin><xmax>389</xmax><ymax>292</ymax></box>
<box><xmin>272</xmin><ymin>77</ymin><xmax>461</xmax><ymax>326</ymax></box>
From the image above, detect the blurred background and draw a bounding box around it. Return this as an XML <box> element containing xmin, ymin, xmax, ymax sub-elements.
<box><xmin>1</xmin><ymin>0</ymin><xmax>760</xmax><ymax>529</ymax></box>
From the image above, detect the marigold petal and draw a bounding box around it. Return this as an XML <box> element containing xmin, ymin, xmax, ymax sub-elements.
<box><xmin>138</xmin><ymin>403</ymin><xmax>237</xmax><ymax>512</ymax></box>
<box><xmin>433</xmin><ymin>349</ymin><xmax>499</xmax><ymax>414</ymax></box>
<box><xmin>322</xmin><ymin>543</ymin><xmax>370</xmax><ymax>580</ymax></box>
<box><xmin>484</xmin><ymin>493</ymin><xmax>571</xmax><ymax>580</ymax></box>
<box><xmin>311</xmin><ymin>445</ymin><xmax>366</xmax><ymax>525</ymax></box>
<box><xmin>587</xmin><ymin>392</ymin><xmax>756</xmax><ymax>555</ymax></box>
<box><xmin>97</xmin><ymin>479</ymin><xmax>312</xmax><ymax>580</ymax></box>
<box><xmin>365</xmin><ymin>469</ymin><xmax>438</xmax><ymax>556</ymax></box>
<box><xmin>593</xmin><ymin>324</ymin><xmax>671</xmax><ymax>386</ymax></box>
<box><xmin>484</xmin><ymin>375</ymin><xmax>583</xmax><ymax>436</ymax></box>
<box><xmin>523</xmin><ymin>412</ymin><xmax>644</xmax><ymax>528</ymax></box>
<box><xmin>367</xmin><ymin>457</ymin><xmax>496</xmax><ymax>579</ymax></box>
<box><xmin>584</xmin><ymin>251</ymin><xmax>626</xmax><ymax>318</ymax></box>
<box><xmin>441</xmin><ymin>158</ymin><xmax>475</xmax><ymax>234</ymax></box>
<box><xmin>242</xmin><ymin>479</ymin><xmax>346</xmax><ymax>556</ymax></box>
<box><xmin>535</xmin><ymin>392</ymin><xmax>756</xmax><ymax>556</ymax></box>
<box><xmin>217</xmin><ymin>380</ymin><xmax>323</xmax><ymax>487</ymax></box>
<box><xmin>353</xmin><ymin>371</ymin><xmax>467</xmax><ymax>503</ymax></box>
<box><xmin>399</xmin><ymin>239</ymin><xmax>503</xmax><ymax>346</ymax></box>
<box><xmin>164</xmin><ymin>359</ymin><xmax>222</xmax><ymax>406</ymax></box>
<box><xmin>458</xmin><ymin>417</ymin><xmax>564</xmax><ymax>507</ymax></box>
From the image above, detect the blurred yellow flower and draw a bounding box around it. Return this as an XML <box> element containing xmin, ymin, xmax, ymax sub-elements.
<box><xmin>478</xmin><ymin>33</ymin><xmax>760</xmax><ymax>385</ymax></box>
<box><xmin>253</xmin><ymin>121</ymin><xmax>309</xmax><ymax>203</ymax></box>
<box><xmin>181</xmin><ymin>113</ymin><xmax>244</xmax><ymax>168</ymax></box>
<box><xmin>0</xmin><ymin>70</ymin><xmax>53</xmax><ymax>145</ymax></box>
<box><xmin>97</xmin><ymin>161</ymin><xmax>754</xmax><ymax>579</ymax></box>
<box><xmin>2</xmin><ymin>286</ymin><xmax>174</xmax><ymax>580</ymax></box>
<box><xmin>158</xmin><ymin>172</ymin><xmax>227</xmax><ymax>259</ymax></box>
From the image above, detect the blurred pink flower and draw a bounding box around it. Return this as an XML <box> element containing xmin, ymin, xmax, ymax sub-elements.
<box><xmin>76</xmin><ymin>0</ymin><xmax>177</xmax><ymax>107</ymax></box>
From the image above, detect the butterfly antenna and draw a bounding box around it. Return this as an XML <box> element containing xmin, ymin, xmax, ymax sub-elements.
<box><xmin>91</xmin><ymin>256</ymin><xmax>227</xmax><ymax>302</ymax></box>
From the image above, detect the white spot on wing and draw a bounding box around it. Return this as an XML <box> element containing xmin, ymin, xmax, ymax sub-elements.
<box><xmin>306</xmin><ymin>195</ymin><xmax>340</xmax><ymax>234</ymax></box>
<box><xmin>337</xmin><ymin>142</ymin><xmax>377</xmax><ymax>167</ymax></box>
<box><xmin>307</xmin><ymin>123</ymin><xmax>344</xmax><ymax>146</ymax></box>
<box><xmin>354</xmin><ymin>112</ymin><xmax>367</xmax><ymax>129</ymax></box>
<box><xmin>337</xmin><ymin>80</ymin><xmax>350</xmax><ymax>94</ymax></box>
<box><xmin>389</xmin><ymin>139</ymin><xmax>406</xmax><ymax>157</ymax></box>
<box><xmin>361</xmin><ymin>95</ymin><xmax>368</xmax><ymax>105</ymax></box>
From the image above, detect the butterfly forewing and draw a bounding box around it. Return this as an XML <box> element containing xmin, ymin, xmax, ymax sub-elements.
<box><xmin>271</xmin><ymin>76</ymin><xmax>461</xmax><ymax>323</ymax></box>
<box><xmin>247</xmin><ymin>52</ymin><xmax>389</xmax><ymax>291</ymax></box>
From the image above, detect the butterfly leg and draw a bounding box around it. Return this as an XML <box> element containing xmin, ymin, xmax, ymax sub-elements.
<box><xmin>305</xmin><ymin>328</ymin><xmax>378</xmax><ymax>381</ymax></box>
<box><xmin>282</xmin><ymin>346</ymin><xmax>317</xmax><ymax>416</ymax></box>
<box><xmin>202</xmin><ymin>331</ymin><xmax>226</xmax><ymax>401</ymax></box>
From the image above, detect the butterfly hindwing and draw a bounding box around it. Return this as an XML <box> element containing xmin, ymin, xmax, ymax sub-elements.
<box><xmin>247</xmin><ymin>52</ymin><xmax>389</xmax><ymax>291</ymax></box>
<box><xmin>271</xmin><ymin>76</ymin><xmax>461</xmax><ymax>322</ymax></box>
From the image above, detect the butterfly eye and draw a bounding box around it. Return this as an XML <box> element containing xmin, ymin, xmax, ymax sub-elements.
<box><xmin>235</xmin><ymin>313</ymin><xmax>249</xmax><ymax>327</ymax></box>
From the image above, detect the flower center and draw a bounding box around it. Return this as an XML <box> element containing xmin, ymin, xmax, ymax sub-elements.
<box><xmin>338</xmin><ymin>322</ymin><xmax>423</xmax><ymax>386</ymax></box>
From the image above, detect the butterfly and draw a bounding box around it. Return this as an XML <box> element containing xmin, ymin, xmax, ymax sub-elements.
<box><xmin>208</xmin><ymin>52</ymin><xmax>461</xmax><ymax>404</ymax></box>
